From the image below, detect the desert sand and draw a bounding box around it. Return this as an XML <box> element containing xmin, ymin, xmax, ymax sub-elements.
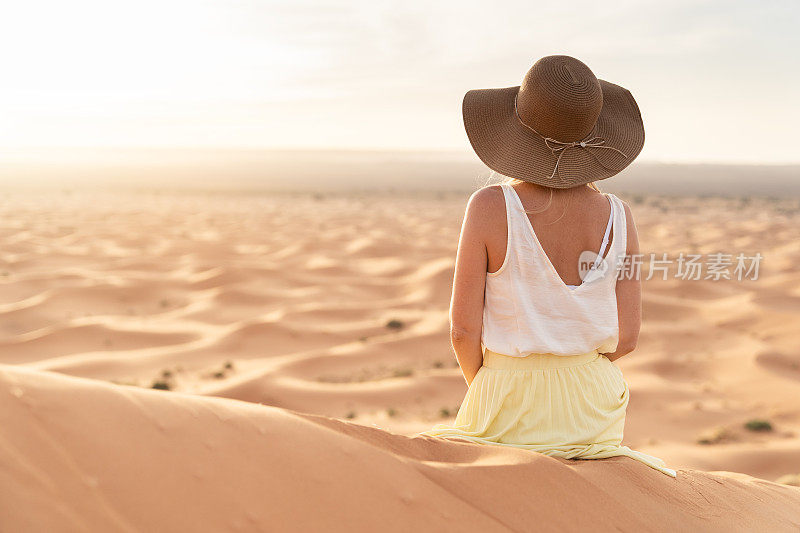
<box><xmin>2</xmin><ymin>185</ymin><xmax>800</xmax><ymax>530</ymax></box>
<box><xmin>4</xmin><ymin>364</ymin><xmax>800</xmax><ymax>532</ymax></box>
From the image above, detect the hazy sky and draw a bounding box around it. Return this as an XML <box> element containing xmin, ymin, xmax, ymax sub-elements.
<box><xmin>2</xmin><ymin>0</ymin><xmax>798</xmax><ymax>163</ymax></box>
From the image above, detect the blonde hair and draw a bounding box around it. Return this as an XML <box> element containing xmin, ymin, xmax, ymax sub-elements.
<box><xmin>480</xmin><ymin>170</ymin><xmax>602</xmax><ymax>223</ymax></box>
<box><xmin>482</xmin><ymin>169</ymin><xmax>602</xmax><ymax>192</ymax></box>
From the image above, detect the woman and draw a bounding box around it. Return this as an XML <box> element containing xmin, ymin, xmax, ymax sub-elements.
<box><xmin>418</xmin><ymin>55</ymin><xmax>677</xmax><ymax>478</ymax></box>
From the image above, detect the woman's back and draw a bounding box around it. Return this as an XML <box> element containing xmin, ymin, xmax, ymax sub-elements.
<box><xmin>480</xmin><ymin>181</ymin><xmax>628</xmax><ymax>357</ymax></box>
<box><xmin>484</xmin><ymin>182</ymin><xmax>616</xmax><ymax>285</ymax></box>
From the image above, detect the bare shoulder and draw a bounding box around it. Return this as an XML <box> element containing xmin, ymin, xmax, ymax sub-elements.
<box><xmin>460</xmin><ymin>185</ymin><xmax>506</xmax><ymax>239</ymax></box>
<box><xmin>468</xmin><ymin>184</ymin><xmax>504</xmax><ymax>208</ymax></box>
<box><xmin>465</xmin><ymin>185</ymin><xmax>505</xmax><ymax>219</ymax></box>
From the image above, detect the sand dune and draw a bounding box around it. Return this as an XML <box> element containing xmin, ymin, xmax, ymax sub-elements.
<box><xmin>2</xmin><ymin>186</ymin><xmax>800</xmax><ymax>529</ymax></box>
<box><xmin>3</xmin><ymin>364</ymin><xmax>800</xmax><ymax>532</ymax></box>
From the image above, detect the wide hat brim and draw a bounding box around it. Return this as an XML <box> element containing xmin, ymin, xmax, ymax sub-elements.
<box><xmin>462</xmin><ymin>80</ymin><xmax>644</xmax><ymax>188</ymax></box>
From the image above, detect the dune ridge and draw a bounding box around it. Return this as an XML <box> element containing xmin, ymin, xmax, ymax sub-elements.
<box><xmin>3</xmin><ymin>364</ymin><xmax>800</xmax><ymax>533</ymax></box>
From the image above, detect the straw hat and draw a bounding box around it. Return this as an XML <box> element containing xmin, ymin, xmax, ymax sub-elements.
<box><xmin>462</xmin><ymin>55</ymin><xmax>644</xmax><ymax>188</ymax></box>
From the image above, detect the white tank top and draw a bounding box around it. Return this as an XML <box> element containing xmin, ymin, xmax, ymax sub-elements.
<box><xmin>481</xmin><ymin>183</ymin><xmax>627</xmax><ymax>357</ymax></box>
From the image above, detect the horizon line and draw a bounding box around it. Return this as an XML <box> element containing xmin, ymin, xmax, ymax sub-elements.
<box><xmin>1</xmin><ymin>146</ymin><xmax>798</xmax><ymax>167</ymax></box>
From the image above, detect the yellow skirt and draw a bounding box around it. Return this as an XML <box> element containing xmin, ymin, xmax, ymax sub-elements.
<box><xmin>418</xmin><ymin>348</ymin><xmax>677</xmax><ymax>478</ymax></box>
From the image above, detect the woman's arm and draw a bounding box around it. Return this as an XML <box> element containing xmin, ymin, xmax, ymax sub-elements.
<box><xmin>449</xmin><ymin>187</ymin><xmax>498</xmax><ymax>385</ymax></box>
<box><xmin>603</xmin><ymin>200</ymin><xmax>641</xmax><ymax>362</ymax></box>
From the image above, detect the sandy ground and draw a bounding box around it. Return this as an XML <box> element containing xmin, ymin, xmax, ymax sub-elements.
<box><xmin>3</xmin><ymin>364</ymin><xmax>800</xmax><ymax>532</ymax></box>
<box><xmin>2</xmin><ymin>186</ymin><xmax>799</xmax><ymax>530</ymax></box>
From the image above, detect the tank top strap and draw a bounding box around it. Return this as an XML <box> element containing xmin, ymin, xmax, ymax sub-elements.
<box><xmin>595</xmin><ymin>194</ymin><xmax>614</xmax><ymax>262</ymax></box>
<box><xmin>605</xmin><ymin>193</ymin><xmax>628</xmax><ymax>262</ymax></box>
<box><xmin>500</xmin><ymin>183</ymin><xmax>520</xmax><ymax>215</ymax></box>
<box><xmin>499</xmin><ymin>183</ymin><xmax>529</xmax><ymax>239</ymax></box>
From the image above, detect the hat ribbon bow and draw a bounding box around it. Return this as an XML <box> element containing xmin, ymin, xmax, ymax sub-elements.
<box><xmin>514</xmin><ymin>94</ymin><xmax>628</xmax><ymax>180</ymax></box>
<box><xmin>542</xmin><ymin>137</ymin><xmax>628</xmax><ymax>179</ymax></box>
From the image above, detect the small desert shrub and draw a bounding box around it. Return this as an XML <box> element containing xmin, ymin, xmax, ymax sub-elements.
<box><xmin>433</xmin><ymin>360</ymin><xmax>444</xmax><ymax>369</ymax></box>
<box><xmin>387</xmin><ymin>408</ymin><xmax>397</xmax><ymax>417</ymax></box>
<box><xmin>439</xmin><ymin>407</ymin><xmax>451</xmax><ymax>418</ymax></box>
<box><xmin>744</xmin><ymin>419</ymin><xmax>773</xmax><ymax>432</ymax></box>
<box><xmin>223</xmin><ymin>361</ymin><xmax>234</xmax><ymax>370</ymax></box>
<box><xmin>385</xmin><ymin>319</ymin><xmax>404</xmax><ymax>330</ymax></box>
<box><xmin>151</xmin><ymin>380</ymin><xmax>171</xmax><ymax>391</ymax></box>
<box><xmin>345</xmin><ymin>411</ymin><xmax>356</xmax><ymax>419</ymax></box>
